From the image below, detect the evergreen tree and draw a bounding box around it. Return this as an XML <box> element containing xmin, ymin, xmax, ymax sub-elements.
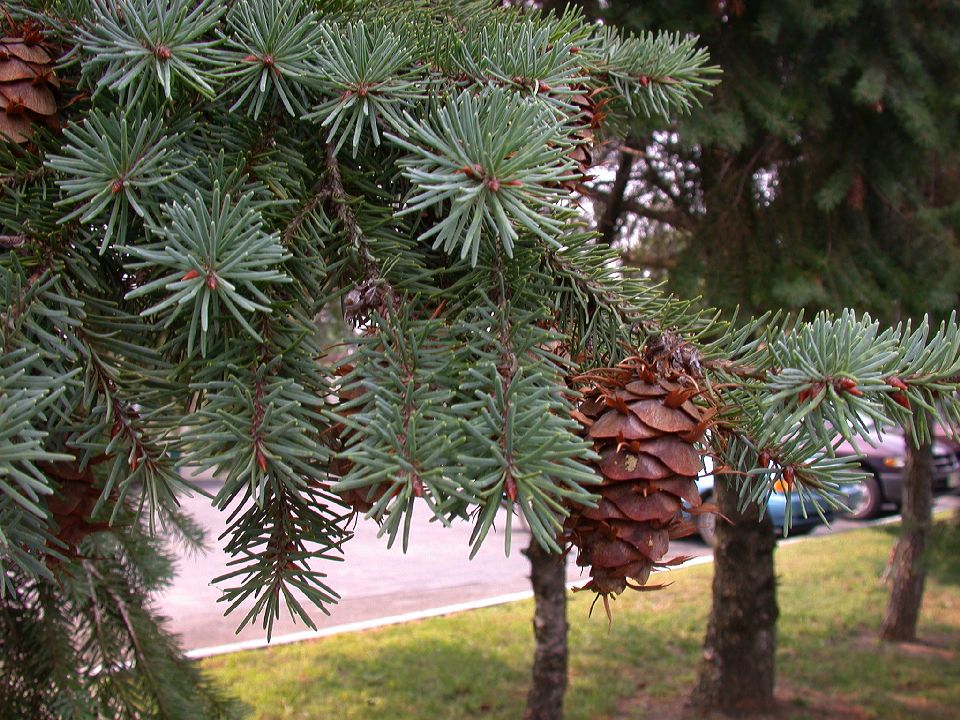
<box><xmin>2</xmin><ymin>2</ymin><xmax>960</xmax><ymax>719</ymax></box>
<box><xmin>549</xmin><ymin>0</ymin><xmax>960</xmax><ymax>714</ymax></box>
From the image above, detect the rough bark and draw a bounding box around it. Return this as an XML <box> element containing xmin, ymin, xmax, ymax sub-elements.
<box><xmin>522</xmin><ymin>537</ymin><xmax>568</xmax><ymax>720</ymax></box>
<box><xmin>880</xmin><ymin>436</ymin><xmax>933</xmax><ymax>642</ymax></box>
<box><xmin>693</xmin><ymin>478</ymin><xmax>779</xmax><ymax>716</ymax></box>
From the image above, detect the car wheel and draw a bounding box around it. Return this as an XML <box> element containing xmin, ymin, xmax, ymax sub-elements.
<box><xmin>696</xmin><ymin>497</ymin><xmax>718</xmax><ymax>547</ymax></box>
<box><xmin>844</xmin><ymin>473</ymin><xmax>883</xmax><ymax>520</ymax></box>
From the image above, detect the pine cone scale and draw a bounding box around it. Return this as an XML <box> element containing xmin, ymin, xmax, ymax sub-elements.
<box><xmin>588</xmin><ymin>409</ymin><xmax>660</xmax><ymax>439</ymax></box>
<box><xmin>0</xmin><ymin>57</ymin><xmax>37</xmax><ymax>82</ymax></box>
<box><xmin>598</xmin><ymin>448</ymin><xmax>672</xmax><ymax>480</ymax></box>
<box><xmin>0</xmin><ymin>80</ymin><xmax>56</xmax><ymax>114</ymax></box>
<box><xmin>650</xmin><ymin>477</ymin><xmax>702</xmax><ymax>506</ymax></box>
<box><xmin>628</xmin><ymin>399</ymin><xmax>697</xmax><ymax>432</ymax></box>
<box><xmin>603</xmin><ymin>484</ymin><xmax>681</xmax><ymax>520</ymax></box>
<box><xmin>1</xmin><ymin>40</ymin><xmax>52</xmax><ymax>64</ymax></box>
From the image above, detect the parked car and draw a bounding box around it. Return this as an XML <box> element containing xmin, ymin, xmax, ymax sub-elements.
<box><xmin>691</xmin><ymin>457</ymin><xmax>861</xmax><ymax>547</ymax></box>
<box><xmin>836</xmin><ymin>428</ymin><xmax>960</xmax><ymax>519</ymax></box>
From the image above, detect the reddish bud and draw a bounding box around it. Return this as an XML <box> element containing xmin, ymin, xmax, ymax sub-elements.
<box><xmin>504</xmin><ymin>179</ymin><xmax>524</xmax><ymax>187</ymax></box>
<box><xmin>129</xmin><ymin>452</ymin><xmax>141</xmax><ymax>470</ymax></box>
<box><xmin>891</xmin><ymin>392</ymin><xmax>911</xmax><ymax>409</ymax></box>
<box><xmin>783</xmin><ymin>466</ymin><xmax>796</xmax><ymax>490</ymax></box>
<box><xmin>205</xmin><ymin>274</ymin><xmax>218</xmax><ymax>290</ymax></box>
<box><xmin>256</xmin><ymin>449</ymin><xmax>268</xmax><ymax>472</ymax></box>
<box><xmin>638</xmin><ymin>75</ymin><xmax>650</xmax><ymax>88</ymax></box>
<box><xmin>243</xmin><ymin>54</ymin><xmax>258</xmax><ymax>63</ymax></box>
<box><xmin>110</xmin><ymin>420</ymin><xmax>122</xmax><ymax>438</ymax></box>
<box><xmin>181</xmin><ymin>269</ymin><xmax>200</xmax><ymax>281</ymax></box>
<box><xmin>455</xmin><ymin>164</ymin><xmax>485</xmax><ymax>180</ymax></box>
<box><xmin>538</xmin><ymin>82</ymin><xmax>552</xmax><ymax>93</ymax></box>
<box><xmin>261</xmin><ymin>54</ymin><xmax>274</xmax><ymax>67</ymax></box>
<box><xmin>758</xmin><ymin>450</ymin><xmax>771</xmax><ymax>468</ymax></box>
<box><xmin>111</xmin><ymin>178</ymin><xmax>124</xmax><ymax>194</ymax></box>
<box><xmin>835</xmin><ymin>377</ymin><xmax>864</xmax><ymax>397</ymax></box>
<box><xmin>569</xmin><ymin>46</ymin><xmax>580</xmax><ymax>54</ymax></box>
<box><xmin>885</xmin><ymin>376</ymin><xmax>908</xmax><ymax>392</ymax></box>
<box><xmin>357</xmin><ymin>83</ymin><xmax>368</xmax><ymax>97</ymax></box>
<box><xmin>797</xmin><ymin>388</ymin><xmax>812</xmax><ymax>404</ymax></box>
<box><xmin>505</xmin><ymin>475</ymin><xmax>517</xmax><ymax>502</ymax></box>
<box><xmin>485</xmin><ymin>177</ymin><xmax>500</xmax><ymax>192</ymax></box>
<box><xmin>412</xmin><ymin>475</ymin><xmax>424</xmax><ymax>498</ymax></box>
<box><xmin>155</xmin><ymin>45</ymin><xmax>172</xmax><ymax>61</ymax></box>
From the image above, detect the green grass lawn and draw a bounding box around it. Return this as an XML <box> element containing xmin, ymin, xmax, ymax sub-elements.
<box><xmin>202</xmin><ymin>519</ymin><xmax>960</xmax><ymax>719</ymax></box>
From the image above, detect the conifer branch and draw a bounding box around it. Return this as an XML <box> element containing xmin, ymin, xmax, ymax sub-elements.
<box><xmin>281</xmin><ymin>180</ymin><xmax>330</xmax><ymax>247</ymax></box>
<box><xmin>494</xmin><ymin>258</ymin><xmax>520</xmax><ymax>504</ymax></box>
<box><xmin>322</xmin><ymin>143</ymin><xmax>377</xmax><ymax>275</ymax></box>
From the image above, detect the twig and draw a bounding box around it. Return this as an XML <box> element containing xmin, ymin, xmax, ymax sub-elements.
<box><xmin>281</xmin><ymin>181</ymin><xmax>331</xmax><ymax>246</ymax></box>
<box><xmin>322</xmin><ymin>144</ymin><xmax>377</xmax><ymax>275</ymax></box>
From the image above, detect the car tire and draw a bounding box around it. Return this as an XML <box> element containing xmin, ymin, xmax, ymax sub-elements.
<box><xmin>696</xmin><ymin>495</ymin><xmax>718</xmax><ymax>547</ymax></box>
<box><xmin>844</xmin><ymin>473</ymin><xmax>883</xmax><ymax>520</ymax></box>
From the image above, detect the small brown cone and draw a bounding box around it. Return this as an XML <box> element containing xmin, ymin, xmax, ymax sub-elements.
<box><xmin>0</xmin><ymin>18</ymin><xmax>61</xmax><ymax>144</ymax></box>
<box><xmin>564</xmin><ymin>357</ymin><xmax>713</xmax><ymax>605</ymax></box>
<box><xmin>40</xmin><ymin>457</ymin><xmax>112</xmax><ymax>553</ymax></box>
<box><xmin>560</xmin><ymin>86</ymin><xmax>607</xmax><ymax>192</ymax></box>
<box><xmin>323</xmin><ymin>362</ymin><xmax>392</xmax><ymax>516</ymax></box>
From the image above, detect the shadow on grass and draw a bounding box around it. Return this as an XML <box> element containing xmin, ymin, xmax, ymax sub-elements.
<box><xmin>325</xmin><ymin>637</ymin><xmax>524</xmax><ymax>718</ymax></box>
<box><xmin>204</xmin><ymin>620</ymin><xmax>533</xmax><ymax>720</ymax></box>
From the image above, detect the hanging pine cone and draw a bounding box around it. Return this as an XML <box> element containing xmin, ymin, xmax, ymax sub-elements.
<box><xmin>563</xmin><ymin>350</ymin><xmax>715</xmax><ymax>610</ymax></box>
<box><xmin>0</xmin><ymin>18</ymin><xmax>61</xmax><ymax>144</ymax></box>
<box><xmin>560</xmin><ymin>85</ymin><xmax>608</xmax><ymax>192</ymax></box>
<box><xmin>40</xmin><ymin>457</ymin><xmax>112</xmax><ymax>554</ymax></box>
<box><xmin>323</xmin><ymin>362</ymin><xmax>396</xmax><ymax>515</ymax></box>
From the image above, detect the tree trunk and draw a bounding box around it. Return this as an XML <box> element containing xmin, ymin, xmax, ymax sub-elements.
<box><xmin>596</xmin><ymin>150</ymin><xmax>635</xmax><ymax>245</ymax></box>
<box><xmin>693</xmin><ymin>478</ymin><xmax>779</xmax><ymax>716</ymax></box>
<box><xmin>880</xmin><ymin>435</ymin><xmax>933</xmax><ymax>642</ymax></box>
<box><xmin>522</xmin><ymin>537</ymin><xmax>568</xmax><ymax>720</ymax></box>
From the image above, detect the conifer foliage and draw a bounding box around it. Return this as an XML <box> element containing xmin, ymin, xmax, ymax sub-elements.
<box><xmin>1</xmin><ymin>1</ymin><xmax>960</xmax><ymax>717</ymax></box>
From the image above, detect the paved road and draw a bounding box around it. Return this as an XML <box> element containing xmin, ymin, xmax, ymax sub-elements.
<box><xmin>155</xmin><ymin>478</ymin><xmax>958</xmax><ymax>654</ymax></box>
